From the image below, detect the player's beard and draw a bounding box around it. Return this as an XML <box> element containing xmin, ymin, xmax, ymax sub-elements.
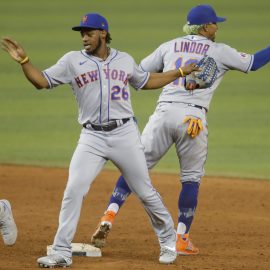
<box><xmin>87</xmin><ymin>37</ymin><xmax>102</xmax><ymax>56</ymax></box>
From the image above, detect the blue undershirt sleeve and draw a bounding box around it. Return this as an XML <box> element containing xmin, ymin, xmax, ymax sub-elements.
<box><xmin>251</xmin><ymin>46</ymin><xmax>270</xmax><ymax>71</ymax></box>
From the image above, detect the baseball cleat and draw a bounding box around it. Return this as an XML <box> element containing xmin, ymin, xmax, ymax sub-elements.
<box><xmin>0</xmin><ymin>199</ymin><xmax>18</xmax><ymax>246</ymax></box>
<box><xmin>159</xmin><ymin>246</ymin><xmax>177</xmax><ymax>264</ymax></box>
<box><xmin>91</xmin><ymin>210</ymin><xmax>116</xmax><ymax>248</ymax></box>
<box><xmin>37</xmin><ymin>254</ymin><xmax>72</xmax><ymax>268</ymax></box>
<box><xmin>176</xmin><ymin>233</ymin><xmax>199</xmax><ymax>255</ymax></box>
<box><xmin>91</xmin><ymin>222</ymin><xmax>111</xmax><ymax>248</ymax></box>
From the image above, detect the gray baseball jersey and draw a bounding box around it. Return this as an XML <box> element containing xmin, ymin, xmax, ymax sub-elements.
<box><xmin>138</xmin><ymin>34</ymin><xmax>254</xmax><ymax>183</ymax></box>
<box><xmin>42</xmin><ymin>48</ymin><xmax>176</xmax><ymax>257</ymax></box>
<box><xmin>140</xmin><ymin>35</ymin><xmax>254</xmax><ymax>111</ymax></box>
<box><xmin>43</xmin><ymin>48</ymin><xmax>149</xmax><ymax>124</ymax></box>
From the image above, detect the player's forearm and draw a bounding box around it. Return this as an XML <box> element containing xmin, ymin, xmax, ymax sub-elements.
<box><xmin>21</xmin><ymin>62</ymin><xmax>49</xmax><ymax>89</ymax></box>
<box><xmin>142</xmin><ymin>63</ymin><xmax>198</xmax><ymax>89</ymax></box>
<box><xmin>142</xmin><ymin>70</ymin><xmax>181</xmax><ymax>90</ymax></box>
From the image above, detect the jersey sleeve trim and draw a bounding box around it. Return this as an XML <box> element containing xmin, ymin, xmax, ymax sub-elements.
<box><xmin>245</xmin><ymin>54</ymin><xmax>254</xmax><ymax>73</ymax></box>
<box><xmin>137</xmin><ymin>72</ymin><xmax>150</xmax><ymax>89</ymax></box>
<box><xmin>42</xmin><ymin>71</ymin><xmax>53</xmax><ymax>89</ymax></box>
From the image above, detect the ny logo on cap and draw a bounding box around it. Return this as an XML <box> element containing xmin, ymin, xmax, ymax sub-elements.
<box><xmin>82</xmin><ymin>16</ymin><xmax>88</xmax><ymax>23</ymax></box>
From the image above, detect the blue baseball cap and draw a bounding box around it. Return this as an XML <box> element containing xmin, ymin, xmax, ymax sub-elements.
<box><xmin>72</xmin><ymin>13</ymin><xmax>109</xmax><ymax>32</ymax></box>
<box><xmin>187</xmin><ymin>5</ymin><xmax>226</xmax><ymax>25</ymax></box>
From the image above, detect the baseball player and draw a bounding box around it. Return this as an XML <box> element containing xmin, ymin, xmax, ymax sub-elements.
<box><xmin>1</xmin><ymin>13</ymin><xmax>198</xmax><ymax>268</ymax></box>
<box><xmin>91</xmin><ymin>4</ymin><xmax>270</xmax><ymax>255</ymax></box>
<box><xmin>0</xmin><ymin>199</ymin><xmax>17</xmax><ymax>246</ymax></box>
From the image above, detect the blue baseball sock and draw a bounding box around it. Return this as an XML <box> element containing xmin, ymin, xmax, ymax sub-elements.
<box><xmin>107</xmin><ymin>175</ymin><xmax>131</xmax><ymax>210</ymax></box>
<box><xmin>177</xmin><ymin>181</ymin><xmax>199</xmax><ymax>236</ymax></box>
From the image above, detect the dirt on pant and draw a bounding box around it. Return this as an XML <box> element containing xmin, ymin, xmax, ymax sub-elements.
<box><xmin>0</xmin><ymin>164</ymin><xmax>269</xmax><ymax>270</ymax></box>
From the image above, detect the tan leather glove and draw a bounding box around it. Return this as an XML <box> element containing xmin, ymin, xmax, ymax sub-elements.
<box><xmin>183</xmin><ymin>116</ymin><xmax>203</xmax><ymax>138</ymax></box>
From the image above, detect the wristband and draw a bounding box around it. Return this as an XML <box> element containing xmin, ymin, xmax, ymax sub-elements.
<box><xmin>20</xmin><ymin>56</ymin><xmax>29</xmax><ymax>65</ymax></box>
<box><xmin>178</xmin><ymin>68</ymin><xmax>184</xmax><ymax>77</ymax></box>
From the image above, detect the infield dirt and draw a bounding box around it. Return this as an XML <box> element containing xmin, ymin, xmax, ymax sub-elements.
<box><xmin>0</xmin><ymin>164</ymin><xmax>269</xmax><ymax>270</ymax></box>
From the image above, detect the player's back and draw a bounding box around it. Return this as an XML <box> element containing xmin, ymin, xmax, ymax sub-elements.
<box><xmin>140</xmin><ymin>35</ymin><xmax>225</xmax><ymax>110</ymax></box>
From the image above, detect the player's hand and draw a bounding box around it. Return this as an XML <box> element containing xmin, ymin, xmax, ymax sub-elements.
<box><xmin>181</xmin><ymin>63</ymin><xmax>200</xmax><ymax>76</ymax></box>
<box><xmin>1</xmin><ymin>37</ymin><xmax>28</xmax><ymax>63</ymax></box>
<box><xmin>185</xmin><ymin>56</ymin><xmax>219</xmax><ymax>90</ymax></box>
<box><xmin>183</xmin><ymin>116</ymin><xmax>203</xmax><ymax>138</ymax></box>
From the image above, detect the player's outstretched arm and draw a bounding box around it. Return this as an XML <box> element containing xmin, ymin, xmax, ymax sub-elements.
<box><xmin>142</xmin><ymin>63</ymin><xmax>198</xmax><ymax>89</ymax></box>
<box><xmin>250</xmin><ymin>46</ymin><xmax>270</xmax><ymax>71</ymax></box>
<box><xmin>1</xmin><ymin>37</ymin><xmax>49</xmax><ymax>89</ymax></box>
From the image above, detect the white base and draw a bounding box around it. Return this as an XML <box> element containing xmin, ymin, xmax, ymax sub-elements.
<box><xmin>47</xmin><ymin>243</ymin><xmax>102</xmax><ymax>257</ymax></box>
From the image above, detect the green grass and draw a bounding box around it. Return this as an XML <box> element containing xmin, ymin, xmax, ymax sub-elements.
<box><xmin>0</xmin><ymin>0</ymin><xmax>270</xmax><ymax>179</ymax></box>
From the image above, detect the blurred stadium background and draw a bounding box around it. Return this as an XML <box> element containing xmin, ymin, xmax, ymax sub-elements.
<box><xmin>0</xmin><ymin>0</ymin><xmax>269</xmax><ymax>179</ymax></box>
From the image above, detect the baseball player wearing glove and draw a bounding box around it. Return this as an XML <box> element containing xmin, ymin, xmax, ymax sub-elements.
<box><xmin>91</xmin><ymin>4</ymin><xmax>270</xmax><ymax>255</ymax></box>
<box><xmin>1</xmin><ymin>13</ymin><xmax>198</xmax><ymax>268</ymax></box>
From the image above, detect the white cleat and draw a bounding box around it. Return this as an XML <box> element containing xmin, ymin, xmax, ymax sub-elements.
<box><xmin>0</xmin><ymin>199</ymin><xmax>18</xmax><ymax>246</ymax></box>
<box><xmin>159</xmin><ymin>246</ymin><xmax>177</xmax><ymax>264</ymax></box>
<box><xmin>37</xmin><ymin>254</ymin><xmax>72</xmax><ymax>268</ymax></box>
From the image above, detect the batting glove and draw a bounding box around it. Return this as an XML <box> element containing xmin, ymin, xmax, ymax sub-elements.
<box><xmin>183</xmin><ymin>116</ymin><xmax>203</xmax><ymax>138</ymax></box>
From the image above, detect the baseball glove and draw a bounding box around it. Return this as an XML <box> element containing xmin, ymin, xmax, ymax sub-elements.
<box><xmin>183</xmin><ymin>116</ymin><xmax>203</xmax><ymax>138</ymax></box>
<box><xmin>185</xmin><ymin>56</ymin><xmax>219</xmax><ymax>90</ymax></box>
